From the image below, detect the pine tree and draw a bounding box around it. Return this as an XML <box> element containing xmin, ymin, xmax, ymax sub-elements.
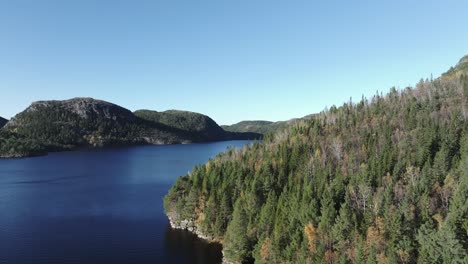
<box><xmin>224</xmin><ymin>198</ymin><xmax>251</xmax><ymax>263</ymax></box>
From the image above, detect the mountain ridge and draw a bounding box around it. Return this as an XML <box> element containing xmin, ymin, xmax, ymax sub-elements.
<box><xmin>0</xmin><ymin>98</ymin><xmax>261</xmax><ymax>158</ymax></box>
<box><xmin>134</xmin><ymin>109</ymin><xmax>226</xmax><ymax>141</ymax></box>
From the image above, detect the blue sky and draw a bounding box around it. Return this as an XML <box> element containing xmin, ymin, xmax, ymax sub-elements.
<box><xmin>0</xmin><ymin>0</ymin><xmax>467</xmax><ymax>125</ymax></box>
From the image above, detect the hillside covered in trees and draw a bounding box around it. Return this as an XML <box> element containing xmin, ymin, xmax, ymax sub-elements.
<box><xmin>222</xmin><ymin>116</ymin><xmax>318</xmax><ymax>136</ymax></box>
<box><xmin>164</xmin><ymin>57</ymin><xmax>468</xmax><ymax>263</ymax></box>
<box><xmin>222</xmin><ymin>121</ymin><xmax>286</xmax><ymax>135</ymax></box>
<box><xmin>134</xmin><ymin>109</ymin><xmax>260</xmax><ymax>142</ymax></box>
<box><xmin>0</xmin><ymin>98</ymin><xmax>260</xmax><ymax>158</ymax></box>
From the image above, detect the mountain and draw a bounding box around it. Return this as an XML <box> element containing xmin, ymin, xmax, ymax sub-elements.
<box><xmin>164</xmin><ymin>57</ymin><xmax>468</xmax><ymax>263</ymax></box>
<box><xmin>0</xmin><ymin>98</ymin><xmax>260</xmax><ymax>158</ymax></box>
<box><xmin>442</xmin><ymin>55</ymin><xmax>468</xmax><ymax>79</ymax></box>
<box><xmin>222</xmin><ymin>118</ymin><xmax>308</xmax><ymax>135</ymax></box>
<box><xmin>0</xmin><ymin>116</ymin><xmax>7</xmax><ymax>128</ymax></box>
<box><xmin>222</xmin><ymin>121</ymin><xmax>277</xmax><ymax>134</ymax></box>
<box><xmin>135</xmin><ymin>109</ymin><xmax>229</xmax><ymax>141</ymax></box>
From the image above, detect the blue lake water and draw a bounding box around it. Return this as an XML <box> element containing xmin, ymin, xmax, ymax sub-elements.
<box><xmin>0</xmin><ymin>141</ymin><xmax>250</xmax><ymax>264</ymax></box>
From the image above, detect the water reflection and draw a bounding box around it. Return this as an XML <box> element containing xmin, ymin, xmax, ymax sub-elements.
<box><xmin>164</xmin><ymin>224</ymin><xmax>222</xmax><ymax>264</ymax></box>
<box><xmin>0</xmin><ymin>141</ymin><xmax>249</xmax><ymax>264</ymax></box>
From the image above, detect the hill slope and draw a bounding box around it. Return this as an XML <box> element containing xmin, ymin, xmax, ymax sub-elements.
<box><xmin>442</xmin><ymin>55</ymin><xmax>468</xmax><ymax>79</ymax></box>
<box><xmin>164</xmin><ymin>57</ymin><xmax>468</xmax><ymax>263</ymax></box>
<box><xmin>135</xmin><ymin>109</ymin><xmax>228</xmax><ymax>141</ymax></box>
<box><xmin>222</xmin><ymin>121</ymin><xmax>278</xmax><ymax>135</ymax></box>
<box><xmin>223</xmin><ymin>116</ymin><xmax>317</xmax><ymax>136</ymax></box>
<box><xmin>0</xmin><ymin>117</ymin><xmax>7</xmax><ymax>128</ymax></box>
<box><xmin>0</xmin><ymin>98</ymin><xmax>260</xmax><ymax>158</ymax></box>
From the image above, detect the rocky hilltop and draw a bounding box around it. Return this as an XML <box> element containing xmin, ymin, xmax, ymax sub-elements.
<box><xmin>0</xmin><ymin>98</ymin><xmax>261</xmax><ymax>158</ymax></box>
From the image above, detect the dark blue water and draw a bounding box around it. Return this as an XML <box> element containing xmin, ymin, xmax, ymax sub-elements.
<box><xmin>0</xmin><ymin>141</ymin><xmax>250</xmax><ymax>264</ymax></box>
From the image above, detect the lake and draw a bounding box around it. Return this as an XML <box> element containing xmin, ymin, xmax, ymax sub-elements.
<box><xmin>0</xmin><ymin>141</ymin><xmax>250</xmax><ymax>264</ymax></box>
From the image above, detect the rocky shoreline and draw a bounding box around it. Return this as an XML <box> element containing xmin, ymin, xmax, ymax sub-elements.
<box><xmin>0</xmin><ymin>152</ymin><xmax>47</xmax><ymax>159</ymax></box>
<box><xmin>167</xmin><ymin>215</ymin><xmax>235</xmax><ymax>264</ymax></box>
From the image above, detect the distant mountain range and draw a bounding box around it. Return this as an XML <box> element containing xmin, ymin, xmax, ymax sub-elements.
<box><xmin>0</xmin><ymin>98</ymin><xmax>261</xmax><ymax>158</ymax></box>
<box><xmin>11</xmin><ymin>55</ymin><xmax>465</xmax><ymax>159</ymax></box>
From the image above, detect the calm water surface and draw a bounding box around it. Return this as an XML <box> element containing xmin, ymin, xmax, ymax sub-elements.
<box><xmin>0</xmin><ymin>141</ymin><xmax>250</xmax><ymax>264</ymax></box>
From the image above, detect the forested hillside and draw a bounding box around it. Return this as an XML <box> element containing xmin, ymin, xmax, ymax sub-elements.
<box><xmin>222</xmin><ymin>121</ymin><xmax>285</xmax><ymax>135</ymax></box>
<box><xmin>165</xmin><ymin>58</ymin><xmax>468</xmax><ymax>263</ymax></box>
<box><xmin>0</xmin><ymin>98</ymin><xmax>182</xmax><ymax>158</ymax></box>
<box><xmin>135</xmin><ymin>109</ymin><xmax>231</xmax><ymax>141</ymax></box>
<box><xmin>0</xmin><ymin>98</ymin><xmax>260</xmax><ymax>158</ymax></box>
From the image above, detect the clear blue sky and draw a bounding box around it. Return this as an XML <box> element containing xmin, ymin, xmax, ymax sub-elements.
<box><xmin>1</xmin><ymin>0</ymin><xmax>467</xmax><ymax>125</ymax></box>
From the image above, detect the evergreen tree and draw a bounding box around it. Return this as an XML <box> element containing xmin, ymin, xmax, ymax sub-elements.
<box><xmin>224</xmin><ymin>198</ymin><xmax>251</xmax><ymax>263</ymax></box>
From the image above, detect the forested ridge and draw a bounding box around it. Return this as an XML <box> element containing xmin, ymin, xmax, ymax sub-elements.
<box><xmin>164</xmin><ymin>58</ymin><xmax>468</xmax><ymax>263</ymax></box>
<box><xmin>222</xmin><ymin>120</ymin><xmax>287</xmax><ymax>135</ymax></box>
<box><xmin>134</xmin><ymin>109</ymin><xmax>226</xmax><ymax>138</ymax></box>
<box><xmin>0</xmin><ymin>98</ymin><xmax>260</xmax><ymax>158</ymax></box>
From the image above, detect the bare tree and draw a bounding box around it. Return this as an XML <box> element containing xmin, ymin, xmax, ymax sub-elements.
<box><xmin>349</xmin><ymin>184</ymin><xmax>372</xmax><ymax>214</ymax></box>
<box><xmin>404</xmin><ymin>166</ymin><xmax>420</xmax><ymax>187</ymax></box>
<box><xmin>330</xmin><ymin>137</ymin><xmax>343</xmax><ymax>161</ymax></box>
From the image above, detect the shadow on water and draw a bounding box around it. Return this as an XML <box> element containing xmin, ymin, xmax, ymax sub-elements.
<box><xmin>164</xmin><ymin>224</ymin><xmax>223</xmax><ymax>264</ymax></box>
<box><xmin>0</xmin><ymin>141</ymin><xmax>251</xmax><ymax>264</ymax></box>
<box><xmin>7</xmin><ymin>174</ymin><xmax>91</xmax><ymax>185</ymax></box>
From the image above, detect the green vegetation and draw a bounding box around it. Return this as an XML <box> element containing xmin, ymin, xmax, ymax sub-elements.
<box><xmin>134</xmin><ymin>109</ymin><xmax>226</xmax><ymax>141</ymax></box>
<box><xmin>223</xmin><ymin>117</ymin><xmax>317</xmax><ymax>136</ymax></box>
<box><xmin>165</xmin><ymin>58</ymin><xmax>468</xmax><ymax>263</ymax></box>
<box><xmin>4</xmin><ymin>98</ymin><xmax>149</xmax><ymax>148</ymax></box>
<box><xmin>442</xmin><ymin>55</ymin><xmax>468</xmax><ymax>79</ymax></box>
<box><xmin>0</xmin><ymin>98</ymin><xmax>260</xmax><ymax>158</ymax></box>
<box><xmin>223</xmin><ymin>120</ymin><xmax>305</xmax><ymax>136</ymax></box>
<box><xmin>222</xmin><ymin>121</ymin><xmax>280</xmax><ymax>135</ymax></box>
<box><xmin>0</xmin><ymin>130</ymin><xmax>46</xmax><ymax>158</ymax></box>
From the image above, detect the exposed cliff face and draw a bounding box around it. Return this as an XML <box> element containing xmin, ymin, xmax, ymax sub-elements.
<box><xmin>5</xmin><ymin>97</ymin><xmax>137</xmax><ymax>128</ymax></box>
<box><xmin>166</xmin><ymin>212</ymin><xmax>234</xmax><ymax>264</ymax></box>
<box><xmin>34</xmin><ymin>98</ymin><xmax>134</xmax><ymax>120</ymax></box>
<box><xmin>167</xmin><ymin>213</ymin><xmax>217</xmax><ymax>242</ymax></box>
<box><xmin>3</xmin><ymin>97</ymin><xmax>160</xmax><ymax>149</ymax></box>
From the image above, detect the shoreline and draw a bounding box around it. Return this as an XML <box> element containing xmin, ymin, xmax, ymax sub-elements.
<box><xmin>0</xmin><ymin>139</ymin><xmax>256</xmax><ymax>159</ymax></box>
<box><xmin>167</xmin><ymin>215</ymin><xmax>235</xmax><ymax>264</ymax></box>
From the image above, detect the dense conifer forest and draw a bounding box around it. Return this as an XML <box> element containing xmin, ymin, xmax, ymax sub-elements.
<box><xmin>222</xmin><ymin>120</ymin><xmax>288</xmax><ymax>135</ymax></box>
<box><xmin>165</xmin><ymin>58</ymin><xmax>468</xmax><ymax>263</ymax></box>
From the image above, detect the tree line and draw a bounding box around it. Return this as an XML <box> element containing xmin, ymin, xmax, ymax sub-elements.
<box><xmin>165</xmin><ymin>74</ymin><xmax>468</xmax><ymax>263</ymax></box>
